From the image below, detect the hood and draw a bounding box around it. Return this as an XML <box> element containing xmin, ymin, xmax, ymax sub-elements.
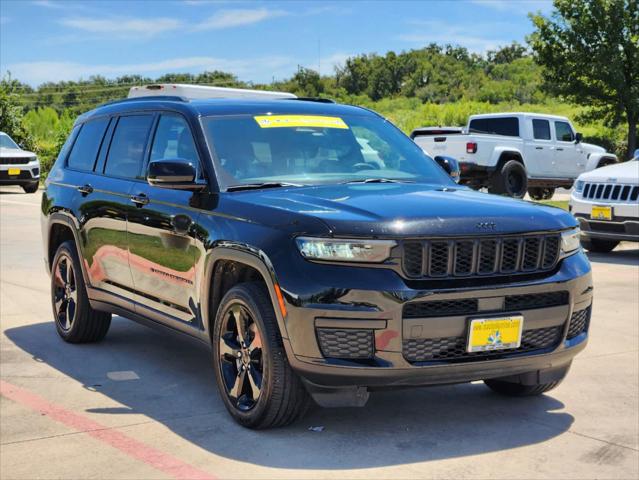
<box><xmin>580</xmin><ymin>142</ymin><xmax>606</xmax><ymax>154</ymax></box>
<box><xmin>228</xmin><ymin>183</ymin><xmax>576</xmax><ymax>237</ymax></box>
<box><xmin>0</xmin><ymin>148</ymin><xmax>36</xmax><ymax>158</ymax></box>
<box><xmin>578</xmin><ymin>160</ymin><xmax>639</xmax><ymax>183</ymax></box>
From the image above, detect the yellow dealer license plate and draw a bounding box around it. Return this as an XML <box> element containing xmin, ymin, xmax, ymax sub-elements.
<box><xmin>8</xmin><ymin>168</ymin><xmax>20</xmax><ymax>176</ymax></box>
<box><xmin>592</xmin><ymin>205</ymin><xmax>612</xmax><ymax>221</ymax></box>
<box><xmin>467</xmin><ymin>316</ymin><xmax>523</xmax><ymax>353</ymax></box>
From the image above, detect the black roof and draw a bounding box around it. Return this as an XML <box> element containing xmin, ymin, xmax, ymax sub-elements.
<box><xmin>77</xmin><ymin>97</ymin><xmax>373</xmax><ymax>124</ymax></box>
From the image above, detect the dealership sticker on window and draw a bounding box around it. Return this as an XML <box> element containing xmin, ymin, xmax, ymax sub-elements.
<box><xmin>254</xmin><ymin>115</ymin><xmax>349</xmax><ymax>129</ymax></box>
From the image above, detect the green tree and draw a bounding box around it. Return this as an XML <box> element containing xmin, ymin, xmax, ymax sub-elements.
<box><xmin>0</xmin><ymin>77</ymin><xmax>36</xmax><ymax>151</ymax></box>
<box><xmin>529</xmin><ymin>0</ymin><xmax>639</xmax><ymax>158</ymax></box>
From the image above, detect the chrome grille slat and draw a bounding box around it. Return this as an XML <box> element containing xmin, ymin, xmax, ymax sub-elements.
<box><xmin>583</xmin><ymin>182</ymin><xmax>639</xmax><ymax>202</ymax></box>
<box><xmin>402</xmin><ymin>234</ymin><xmax>561</xmax><ymax>279</ymax></box>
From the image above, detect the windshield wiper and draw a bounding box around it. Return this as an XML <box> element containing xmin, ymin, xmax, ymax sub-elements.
<box><xmin>226</xmin><ymin>182</ymin><xmax>305</xmax><ymax>192</ymax></box>
<box><xmin>343</xmin><ymin>178</ymin><xmax>415</xmax><ymax>184</ymax></box>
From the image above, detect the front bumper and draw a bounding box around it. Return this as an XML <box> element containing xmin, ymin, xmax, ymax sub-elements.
<box><xmin>0</xmin><ymin>161</ymin><xmax>40</xmax><ymax>185</ymax></box>
<box><xmin>570</xmin><ymin>192</ymin><xmax>639</xmax><ymax>242</ymax></box>
<box><xmin>279</xmin><ymin>251</ymin><xmax>592</xmax><ymax>390</ymax></box>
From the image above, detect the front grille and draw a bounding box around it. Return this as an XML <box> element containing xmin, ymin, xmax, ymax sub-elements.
<box><xmin>583</xmin><ymin>183</ymin><xmax>639</xmax><ymax>202</ymax></box>
<box><xmin>0</xmin><ymin>157</ymin><xmax>31</xmax><ymax>165</ymax></box>
<box><xmin>404</xmin><ymin>299</ymin><xmax>478</xmax><ymax>318</ymax></box>
<box><xmin>316</xmin><ymin>328</ymin><xmax>374</xmax><ymax>359</ymax></box>
<box><xmin>587</xmin><ymin>221</ymin><xmax>626</xmax><ymax>233</ymax></box>
<box><xmin>404</xmin><ymin>326</ymin><xmax>562</xmax><ymax>362</ymax></box>
<box><xmin>403</xmin><ymin>291</ymin><xmax>569</xmax><ymax>319</ymax></box>
<box><xmin>567</xmin><ymin>307</ymin><xmax>590</xmax><ymax>339</ymax></box>
<box><xmin>505</xmin><ymin>291</ymin><xmax>569</xmax><ymax>311</ymax></box>
<box><xmin>402</xmin><ymin>233</ymin><xmax>561</xmax><ymax>279</ymax></box>
<box><xmin>0</xmin><ymin>171</ymin><xmax>32</xmax><ymax>180</ymax></box>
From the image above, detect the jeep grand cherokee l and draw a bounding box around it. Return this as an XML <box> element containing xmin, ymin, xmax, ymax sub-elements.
<box><xmin>42</xmin><ymin>90</ymin><xmax>593</xmax><ymax>429</ymax></box>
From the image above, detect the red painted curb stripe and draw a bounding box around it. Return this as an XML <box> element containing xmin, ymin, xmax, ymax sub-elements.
<box><xmin>0</xmin><ymin>380</ymin><xmax>216</xmax><ymax>480</ymax></box>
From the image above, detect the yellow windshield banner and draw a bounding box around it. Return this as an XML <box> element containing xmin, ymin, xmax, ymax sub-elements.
<box><xmin>254</xmin><ymin>115</ymin><xmax>349</xmax><ymax>129</ymax></box>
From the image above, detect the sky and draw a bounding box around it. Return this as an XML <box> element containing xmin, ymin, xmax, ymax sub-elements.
<box><xmin>0</xmin><ymin>0</ymin><xmax>554</xmax><ymax>87</ymax></box>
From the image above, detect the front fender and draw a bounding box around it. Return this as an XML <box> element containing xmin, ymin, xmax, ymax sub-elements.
<box><xmin>199</xmin><ymin>243</ymin><xmax>288</xmax><ymax>343</ymax></box>
<box><xmin>585</xmin><ymin>153</ymin><xmax>618</xmax><ymax>172</ymax></box>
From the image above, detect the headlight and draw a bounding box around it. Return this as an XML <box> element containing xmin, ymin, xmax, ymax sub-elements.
<box><xmin>561</xmin><ymin>227</ymin><xmax>581</xmax><ymax>255</ymax></box>
<box><xmin>574</xmin><ymin>180</ymin><xmax>584</xmax><ymax>193</ymax></box>
<box><xmin>296</xmin><ymin>237</ymin><xmax>396</xmax><ymax>263</ymax></box>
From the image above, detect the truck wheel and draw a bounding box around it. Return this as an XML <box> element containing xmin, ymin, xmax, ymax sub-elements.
<box><xmin>527</xmin><ymin>187</ymin><xmax>545</xmax><ymax>201</ymax></box>
<box><xmin>488</xmin><ymin>160</ymin><xmax>528</xmax><ymax>198</ymax></box>
<box><xmin>22</xmin><ymin>182</ymin><xmax>38</xmax><ymax>193</ymax></box>
<box><xmin>51</xmin><ymin>241</ymin><xmax>111</xmax><ymax>343</ymax></box>
<box><xmin>212</xmin><ymin>282</ymin><xmax>311</xmax><ymax>429</ymax></box>
<box><xmin>484</xmin><ymin>378</ymin><xmax>563</xmax><ymax>396</ymax></box>
<box><xmin>580</xmin><ymin>237</ymin><xmax>619</xmax><ymax>253</ymax></box>
<box><xmin>542</xmin><ymin>188</ymin><xmax>555</xmax><ymax>200</ymax></box>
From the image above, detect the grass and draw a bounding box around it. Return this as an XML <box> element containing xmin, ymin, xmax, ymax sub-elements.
<box><xmin>538</xmin><ymin>200</ymin><xmax>569</xmax><ymax>210</ymax></box>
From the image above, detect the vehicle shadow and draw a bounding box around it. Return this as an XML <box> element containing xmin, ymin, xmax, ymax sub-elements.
<box><xmin>586</xmin><ymin>246</ymin><xmax>639</xmax><ymax>266</ymax></box>
<box><xmin>5</xmin><ymin>319</ymin><xmax>574</xmax><ymax>470</ymax></box>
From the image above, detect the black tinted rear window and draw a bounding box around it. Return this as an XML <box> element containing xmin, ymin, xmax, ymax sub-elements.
<box><xmin>67</xmin><ymin>118</ymin><xmax>110</xmax><ymax>171</ymax></box>
<box><xmin>469</xmin><ymin>117</ymin><xmax>519</xmax><ymax>137</ymax></box>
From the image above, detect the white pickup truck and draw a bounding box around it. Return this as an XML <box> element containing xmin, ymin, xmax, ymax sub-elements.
<box><xmin>411</xmin><ymin>113</ymin><xmax>618</xmax><ymax>199</ymax></box>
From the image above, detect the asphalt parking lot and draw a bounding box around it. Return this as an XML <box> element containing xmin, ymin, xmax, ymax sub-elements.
<box><xmin>1</xmin><ymin>186</ymin><xmax>637</xmax><ymax>480</ymax></box>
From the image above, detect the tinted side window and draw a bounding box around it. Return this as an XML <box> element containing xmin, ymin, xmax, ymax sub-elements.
<box><xmin>104</xmin><ymin>115</ymin><xmax>154</xmax><ymax>179</ymax></box>
<box><xmin>67</xmin><ymin>118</ymin><xmax>110</xmax><ymax>171</ymax></box>
<box><xmin>532</xmin><ymin>119</ymin><xmax>551</xmax><ymax>140</ymax></box>
<box><xmin>150</xmin><ymin>114</ymin><xmax>199</xmax><ymax>167</ymax></box>
<box><xmin>555</xmin><ymin>121</ymin><xmax>574</xmax><ymax>142</ymax></box>
<box><xmin>468</xmin><ymin>117</ymin><xmax>519</xmax><ymax>137</ymax></box>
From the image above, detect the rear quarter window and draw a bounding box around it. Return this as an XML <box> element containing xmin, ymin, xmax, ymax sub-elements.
<box><xmin>66</xmin><ymin>118</ymin><xmax>110</xmax><ymax>171</ymax></box>
<box><xmin>469</xmin><ymin>117</ymin><xmax>519</xmax><ymax>137</ymax></box>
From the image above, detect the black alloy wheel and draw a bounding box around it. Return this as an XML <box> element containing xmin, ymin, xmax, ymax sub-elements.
<box><xmin>218</xmin><ymin>303</ymin><xmax>264</xmax><ymax>411</ymax></box>
<box><xmin>52</xmin><ymin>253</ymin><xmax>78</xmax><ymax>332</ymax></box>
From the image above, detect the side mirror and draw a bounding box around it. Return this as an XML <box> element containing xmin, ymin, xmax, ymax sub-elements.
<box><xmin>575</xmin><ymin>132</ymin><xmax>583</xmax><ymax>143</ymax></box>
<box><xmin>434</xmin><ymin>155</ymin><xmax>460</xmax><ymax>183</ymax></box>
<box><xmin>147</xmin><ymin>160</ymin><xmax>204</xmax><ymax>190</ymax></box>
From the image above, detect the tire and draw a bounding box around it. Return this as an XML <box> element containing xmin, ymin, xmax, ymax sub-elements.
<box><xmin>22</xmin><ymin>182</ymin><xmax>38</xmax><ymax>193</ymax></box>
<box><xmin>488</xmin><ymin>160</ymin><xmax>528</xmax><ymax>199</ymax></box>
<box><xmin>527</xmin><ymin>187</ymin><xmax>545</xmax><ymax>201</ymax></box>
<box><xmin>212</xmin><ymin>282</ymin><xmax>311</xmax><ymax>429</ymax></box>
<box><xmin>542</xmin><ymin>187</ymin><xmax>555</xmax><ymax>200</ymax></box>
<box><xmin>484</xmin><ymin>378</ymin><xmax>563</xmax><ymax>397</ymax></box>
<box><xmin>580</xmin><ymin>237</ymin><xmax>619</xmax><ymax>253</ymax></box>
<box><xmin>51</xmin><ymin>241</ymin><xmax>111</xmax><ymax>343</ymax></box>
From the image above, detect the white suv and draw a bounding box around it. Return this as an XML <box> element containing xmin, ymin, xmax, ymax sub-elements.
<box><xmin>569</xmin><ymin>151</ymin><xmax>639</xmax><ymax>252</ymax></box>
<box><xmin>0</xmin><ymin>132</ymin><xmax>40</xmax><ymax>193</ymax></box>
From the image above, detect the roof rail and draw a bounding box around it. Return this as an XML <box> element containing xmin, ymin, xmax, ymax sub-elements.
<box><xmin>128</xmin><ymin>84</ymin><xmax>296</xmax><ymax>100</ymax></box>
<box><xmin>285</xmin><ymin>97</ymin><xmax>336</xmax><ymax>104</ymax></box>
<box><xmin>99</xmin><ymin>96</ymin><xmax>186</xmax><ymax>108</ymax></box>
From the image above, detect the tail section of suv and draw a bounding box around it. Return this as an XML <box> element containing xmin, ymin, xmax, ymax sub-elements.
<box><xmin>42</xmin><ymin>91</ymin><xmax>593</xmax><ymax>429</ymax></box>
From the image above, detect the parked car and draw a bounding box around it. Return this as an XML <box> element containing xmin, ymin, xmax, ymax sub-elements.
<box><xmin>0</xmin><ymin>132</ymin><xmax>40</xmax><ymax>193</ymax></box>
<box><xmin>42</xmin><ymin>85</ymin><xmax>593</xmax><ymax>429</ymax></box>
<box><xmin>569</xmin><ymin>151</ymin><xmax>639</xmax><ymax>252</ymax></box>
<box><xmin>412</xmin><ymin>113</ymin><xmax>617</xmax><ymax>199</ymax></box>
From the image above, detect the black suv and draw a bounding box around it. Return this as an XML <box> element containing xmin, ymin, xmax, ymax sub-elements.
<box><xmin>42</xmin><ymin>93</ymin><xmax>593</xmax><ymax>429</ymax></box>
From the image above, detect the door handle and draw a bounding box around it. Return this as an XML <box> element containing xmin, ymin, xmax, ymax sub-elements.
<box><xmin>535</xmin><ymin>147</ymin><xmax>543</xmax><ymax>150</ymax></box>
<box><xmin>77</xmin><ymin>184</ymin><xmax>93</xmax><ymax>195</ymax></box>
<box><xmin>556</xmin><ymin>148</ymin><xmax>564</xmax><ymax>151</ymax></box>
<box><xmin>130</xmin><ymin>194</ymin><xmax>149</xmax><ymax>206</ymax></box>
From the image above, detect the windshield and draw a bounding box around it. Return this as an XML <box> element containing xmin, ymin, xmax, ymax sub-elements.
<box><xmin>0</xmin><ymin>133</ymin><xmax>19</xmax><ymax>149</ymax></box>
<box><xmin>202</xmin><ymin>113</ymin><xmax>452</xmax><ymax>189</ymax></box>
